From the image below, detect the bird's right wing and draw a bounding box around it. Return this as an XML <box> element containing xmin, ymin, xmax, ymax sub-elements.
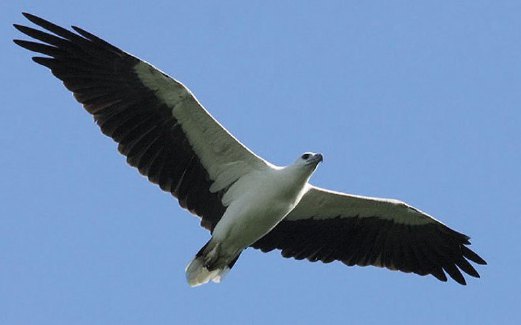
<box><xmin>14</xmin><ymin>13</ymin><xmax>271</xmax><ymax>231</ymax></box>
<box><xmin>252</xmin><ymin>186</ymin><xmax>486</xmax><ymax>285</ymax></box>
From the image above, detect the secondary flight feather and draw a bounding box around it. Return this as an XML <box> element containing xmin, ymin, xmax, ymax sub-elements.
<box><xmin>14</xmin><ymin>13</ymin><xmax>486</xmax><ymax>286</ymax></box>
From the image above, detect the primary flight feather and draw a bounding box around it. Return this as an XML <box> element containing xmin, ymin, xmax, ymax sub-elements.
<box><xmin>14</xmin><ymin>13</ymin><xmax>486</xmax><ymax>286</ymax></box>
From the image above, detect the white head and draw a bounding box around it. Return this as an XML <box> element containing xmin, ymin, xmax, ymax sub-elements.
<box><xmin>293</xmin><ymin>152</ymin><xmax>323</xmax><ymax>170</ymax></box>
<box><xmin>284</xmin><ymin>152</ymin><xmax>323</xmax><ymax>185</ymax></box>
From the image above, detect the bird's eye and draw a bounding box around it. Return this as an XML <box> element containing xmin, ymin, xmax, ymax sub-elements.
<box><xmin>301</xmin><ymin>153</ymin><xmax>311</xmax><ymax>160</ymax></box>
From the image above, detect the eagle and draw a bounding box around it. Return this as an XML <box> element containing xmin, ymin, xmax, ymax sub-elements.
<box><xmin>14</xmin><ymin>13</ymin><xmax>486</xmax><ymax>286</ymax></box>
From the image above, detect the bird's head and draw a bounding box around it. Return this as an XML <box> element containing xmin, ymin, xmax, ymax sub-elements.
<box><xmin>294</xmin><ymin>152</ymin><xmax>323</xmax><ymax>170</ymax></box>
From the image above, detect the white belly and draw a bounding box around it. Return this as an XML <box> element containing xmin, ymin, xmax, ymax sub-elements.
<box><xmin>212</xmin><ymin>168</ymin><xmax>308</xmax><ymax>251</ymax></box>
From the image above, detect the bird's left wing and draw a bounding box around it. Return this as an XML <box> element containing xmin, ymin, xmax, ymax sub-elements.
<box><xmin>252</xmin><ymin>185</ymin><xmax>486</xmax><ymax>285</ymax></box>
<box><xmin>14</xmin><ymin>13</ymin><xmax>271</xmax><ymax>231</ymax></box>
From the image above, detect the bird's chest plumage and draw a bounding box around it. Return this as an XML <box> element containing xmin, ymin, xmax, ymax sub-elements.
<box><xmin>212</xmin><ymin>168</ymin><xmax>308</xmax><ymax>249</ymax></box>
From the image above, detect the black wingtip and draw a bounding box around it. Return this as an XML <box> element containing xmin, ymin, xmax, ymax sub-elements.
<box><xmin>462</xmin><ymin>246</ymin><xmax>487</xmax><ymax>265</ymax></box>
<box><xmin>22</xmin><ymin>12</ymin><xmax>40</xmax><ymax>23</ymax></box>
<box><xmin>13</xmin><ymin>23</ymin><xmax>31</xmax><ymax>35</ymax></box>
<box><xmin>456</xmin><ymin>258</ymin><xmax>481</xmax><ymax>278</ymax></box>
<box><xmin>70</xmin><ymin>25</ymin><xmax>124</xmax><ymax>54</ymax></box>
<box><xmin>31</xmin><ymin>56</ymin><xmax>55</xmax><ymax>69</ymax></box>
<box><xmin>453</xmin><ymin>275</ymin><xmax>467</xmax><ymax>286</ymax></box>
<box><xmin>71</xmin><ymin>25</ymin><xmax>92</xmax><ymax>39</ymax></box>
<box><xmin>12</xmin><ymin>39</ymin><xmax>24</xmax><ymax>47</ymax></box>
<box><xmin>430</xmin><ymin>267</ymin><xmax>448</xmax><ymax>282</ymax></box>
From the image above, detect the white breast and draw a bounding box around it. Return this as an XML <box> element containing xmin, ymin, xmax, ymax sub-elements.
<box><xmin>212</xmin><ymin>166</ymin><xmax>310</xmax><ymax>250</ymax></box>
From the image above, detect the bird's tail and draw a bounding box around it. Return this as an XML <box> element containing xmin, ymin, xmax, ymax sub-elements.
<box><xmin>185</xmin><ymin>239</ymin><xmax>241</xmax><ymax>287</ymax></box>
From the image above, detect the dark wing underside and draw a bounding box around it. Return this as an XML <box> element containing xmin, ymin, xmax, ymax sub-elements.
<box><xmin>14</xmin><ymin>13</ymin><xmax>225</xmax><ymax>230</ymax></box>
<box><xmin>252</xmin><ymin>187</ymin><xmax>486</xmax><ymax>285</ymax></box>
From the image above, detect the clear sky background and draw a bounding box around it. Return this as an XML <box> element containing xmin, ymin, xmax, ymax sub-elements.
<box><xmin>1</xmin><ymin>1</ymin><xmax>520</xmax><ymax>324</ymax></box>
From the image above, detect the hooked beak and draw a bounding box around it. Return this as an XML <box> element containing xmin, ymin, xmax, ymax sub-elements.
<box><xmin>308</xmin><ymin>153</ymin><xmax>323</xmax><ymax>165</ymax></box>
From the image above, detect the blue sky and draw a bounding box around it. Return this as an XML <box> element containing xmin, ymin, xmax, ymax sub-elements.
<box><xmin>2</xmin><ymin>1</ymin><xmax>520</xmax><ymax>324</ymax></box>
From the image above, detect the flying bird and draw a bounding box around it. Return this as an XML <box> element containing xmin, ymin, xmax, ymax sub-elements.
<box><xmin>14</xmin><ymin>13</ymin><xmax>486</xmax><ymax>286</ymax></box>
